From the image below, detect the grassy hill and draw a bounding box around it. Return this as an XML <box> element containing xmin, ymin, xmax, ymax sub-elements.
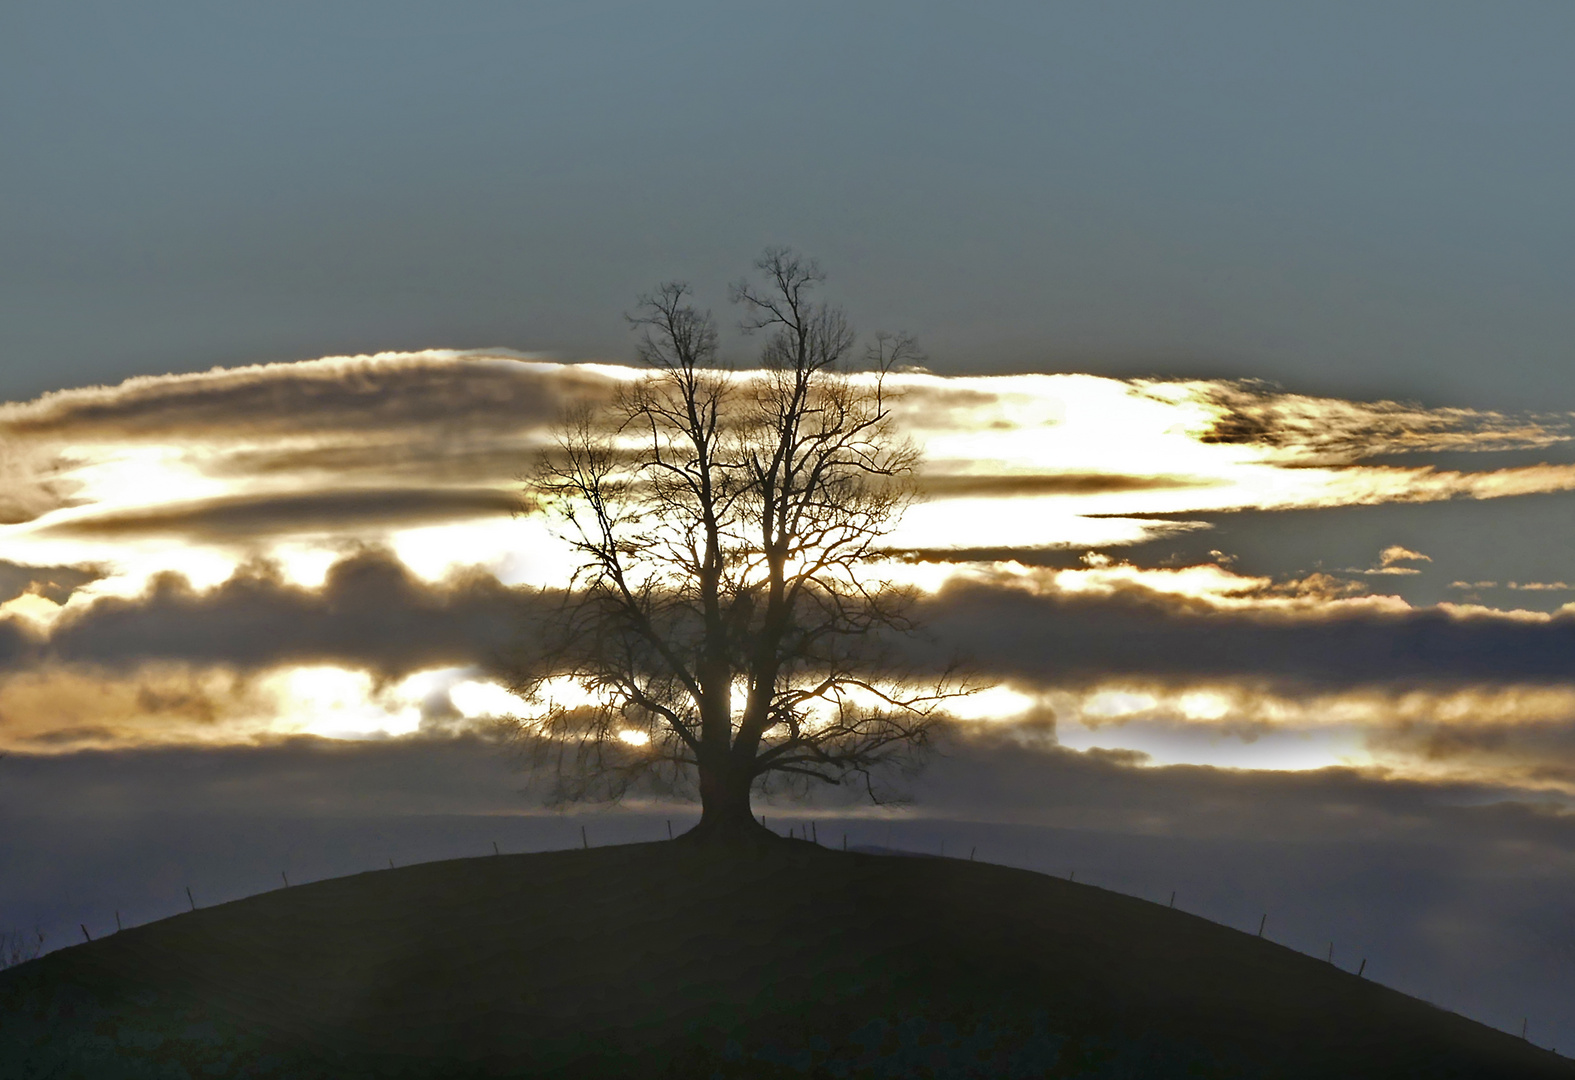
<box><xmin>1</xmin><ymin>839</ymin><xmax>1568</xmax><ymax>1079</ymax></box>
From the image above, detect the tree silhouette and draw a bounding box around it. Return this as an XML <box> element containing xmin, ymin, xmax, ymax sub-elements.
<box><xmin>511</xmin><ymin>249</ymin><xmax>960</xmax><ymax>840</ymax></box>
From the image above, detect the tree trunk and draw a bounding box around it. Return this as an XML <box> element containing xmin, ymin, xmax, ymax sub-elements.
<box><xmin>681</xmin><ymin>764</ymin><xmax>773</xmax><ymax>843</ymax></box>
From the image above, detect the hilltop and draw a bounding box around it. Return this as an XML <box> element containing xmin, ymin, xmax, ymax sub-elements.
<box><xmin>1</xmin><ymin>840</ymin><xmax>1568</xmax><ymax>1078</ymax></box>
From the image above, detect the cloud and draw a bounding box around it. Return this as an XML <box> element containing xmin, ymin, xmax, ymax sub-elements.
<box><xmin>13</xmin><ymin>547</ymin><xmax>1575</xmax><ymax>726</ymax></box>
<box><xmin>0</xmin><ymin>664</ymin><xmax>275</xmax><ymax>750</ymax></box>
<box><xmin>0</xmin><ymin>351</ymin><xmax>619</xmax><ymax>442</ymax></box>
<box><xmin>204</xmin><ymin>440</ymin><xmax>546</xmax><ymax>488</ymax></box>
<box><xmin>0</xmin><ymin>612</ymin><xmax>36</xmax><ymax>670</ymax></box>
<box><xmin>40</xmin><ymin>488</ymin><xmax>522</xmax><ymax>540</ymax></box>
<box><xmin>1344</xmin><ymin>544</ymin><xmax>1433</xmax><ymax>576</ymax></box>
<box><xmin>916</xmin><ymin>473</ymin><xmax>1217</xmax><ymax>498</ymax></box>
<box><xmin>964</xmin><ymin>681</ymin><xmax>1575</xmax><ymax>791</ymax></box>
<box><xmin>1187</xmin><ymin>380</ymin><xmax>1572</xmax><ymax>463</ymax></box>
<box><xmin>7</xmin><ymin>358</ymin><xmax>1575</xmax><ymax>594</ymax></box>
<box><xmin>8</xmin><ymin>544</ymin><xmax>1575</xmax><ymax>791</ymax></box>
<box><xmin>0</xmin><ymin>560</ymin><xmax>101</xmax><ymax>604</ymax></box>
<box><xmin>1380</xmin><ymin>545</ymin><xmax>1431</xmax><ymax>567</ymax></box>
<box><xmin>916</xmin><ymin>574</ymin><xmax>1575</xmax><ymax>691</ymax></box>
<box><xmin>41</xmin><ymin>547</ymin><xmax>535</xmax><ymax>679</ymax></box>
<box><xmin>0</xmin><ymin>443</ymin><xmax>80</xmax><ymax>525</ymax></box>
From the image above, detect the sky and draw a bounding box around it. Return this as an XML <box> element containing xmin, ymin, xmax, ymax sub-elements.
<box><xmin>4</xmin><ymin>0</ymin><xmax>1575</xmax><ymax>1054</ymax></box>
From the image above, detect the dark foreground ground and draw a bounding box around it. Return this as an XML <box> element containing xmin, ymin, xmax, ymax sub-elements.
<box><xmin>0</xmin><ymin>840</ymin><xmax>1568</xmax><ymax>1079</ymax></box>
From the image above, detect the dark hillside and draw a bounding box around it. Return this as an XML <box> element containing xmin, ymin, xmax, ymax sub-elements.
<box><xmin>0</xmin><ymin>841</ymin><xmax>1567</xmax><ymax>1078</ymax></box>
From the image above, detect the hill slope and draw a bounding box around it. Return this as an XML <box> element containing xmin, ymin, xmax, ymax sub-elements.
<box><xmin>1</xmin><ymin>841</ymin><xmax>1568</xmax><ymax>1078</ymax></box>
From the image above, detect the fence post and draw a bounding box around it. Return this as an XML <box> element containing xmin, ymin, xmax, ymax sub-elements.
<box><xmin>79</xmin><ymin>924</ymin><xmax>91</xmax><ymax>943</ymax></box>
<box><xmin>186</xmin><ymin>887</ymin><xmax>196</xmax><ymax>912</ymax></box>
<box><xmin>1168</xmin><ymin>891</ymin><xmax>1175</xmax><ymax>908</ymax></box>
<box><xmin>1257</xmin><ymin>913</ymin><xmax>1266</xmax><ymax>938</ymax></box>
<box><xmin>1357</xmin><ymin>958</ymin><xmax>1366</xmax><ymax>978</ymax></box>
<box><xmin>581</xmin><ymin>825</ymin><xmax>589</xmax><ymax>849</ymax></box>
<box><xmin>281</xmin><ymin>871</ymin><xmax>289</xmax><ymax>888</ymax></box>
<box><xmin>667</xmin><ymin>819</ymin><xmax>673</xmax><ymax>840</ymax></box>
<box><xmin>115</xmin><ymin>911</ymin><xmax>122</xmax><ymax>932</ymax></box>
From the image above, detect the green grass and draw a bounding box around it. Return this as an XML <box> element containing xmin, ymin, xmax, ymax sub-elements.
<box><xmin>1</xmin><ymin>840</ymin><xmax>1569</xmax><ymax>1078</ymax></box>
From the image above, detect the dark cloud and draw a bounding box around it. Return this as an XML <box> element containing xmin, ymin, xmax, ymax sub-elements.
<box><xmin>0</xmin><ymin>613</ymin><xmax>35</xmax><ymax>668</ymax></box>
<box><xmin>41</xmin><ymin>487</ymin><xmax>522</xmax><ymax>540</ymax></box>
<box><xmin>0</xmin><ymin>353</ymin><xmax>616</xmax><ymax>441</ymax></box>
<box><xmin>917</xmin><ymin>579</ymin><xmax>1575</xmax><ymax>690</ymax></box>
<box><xmin>1193</xmin><ymin>381</ymin><xmax>1570</xmax><ymax>463</ymax></box>
<box><xmin>918</xmin><ymin>473</ymin><xmax>1216</xmax><ymax>498</ymax></box>
<box><xmin>1365</xmin><ymin>719</ymin><xmax>1575</xmax><ymax>778</ymax></box>
<box><xmin>43</xmin><ymin>548</ymin><xmax>537</xmax><ymax>678</ymax></box>
<box><xmin>1104</xmin><ymin>496</ymin><xmax>1575</xmax><ymax>614</ymax></box>
<box><xmin>886</xmin><ymin>547</ymin><xmax>1094</xmax><ymax>569</ymax></box>
<box><xmin>0</xmin><ymin>560</ymin><xmax>101</xmax><ymax>604</ymax></box>
<box><xmin>0</xmin><ymin>445</ymin><xmax>80</xmax><ymax>525</ymax></box>
<box><xmin>927</xmin><ymin>725</ymin><xmax>1575</xmax><ymax>843</ymax></box>
<box><xmin>23</xmin><ymin>548</ymin><xmax>1575</xmax><ymax>695</ymax></box>
<box><xmin>206</xmin><ymin>441</ymin><xmax>540</xmax><ymax>487</ymax></box>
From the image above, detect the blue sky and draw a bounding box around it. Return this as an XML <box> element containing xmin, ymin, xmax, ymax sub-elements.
<box><xmin>5</xmin><ymin>2</ymin><xmax>1575</xmax><ymax>408</ymax></box>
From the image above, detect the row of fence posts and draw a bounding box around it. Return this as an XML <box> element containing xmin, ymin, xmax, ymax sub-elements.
<box><xmin>56</xmin><ymin>816</ymin><xmax>1560</xmax><ymax>1051</ymax></box>
<box><xmin>69</xmin><ymin>820</ymin><xmax>1371</xmax><ymax>985</ymax></box>
<box><xmin>70</xmin><ymin>819</ymin><xmax>1376</xmax><ymax>986</ymax></box>
<box><xmin>762</xmin><ymin>818</ymin><xmax>1383</xmax><ymax>987</ymax></box>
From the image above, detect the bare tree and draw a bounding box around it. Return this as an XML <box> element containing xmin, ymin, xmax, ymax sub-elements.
<box><xmin>510</xmin><ymin>248</ymin><xmax>961</xmax><ymax>840</ymax></box>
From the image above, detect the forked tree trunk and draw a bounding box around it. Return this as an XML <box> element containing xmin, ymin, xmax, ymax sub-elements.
<box><xmin>683</xmin><ymin>763</ymin><xmax>773</xmax><ymax>843</ymax></box>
